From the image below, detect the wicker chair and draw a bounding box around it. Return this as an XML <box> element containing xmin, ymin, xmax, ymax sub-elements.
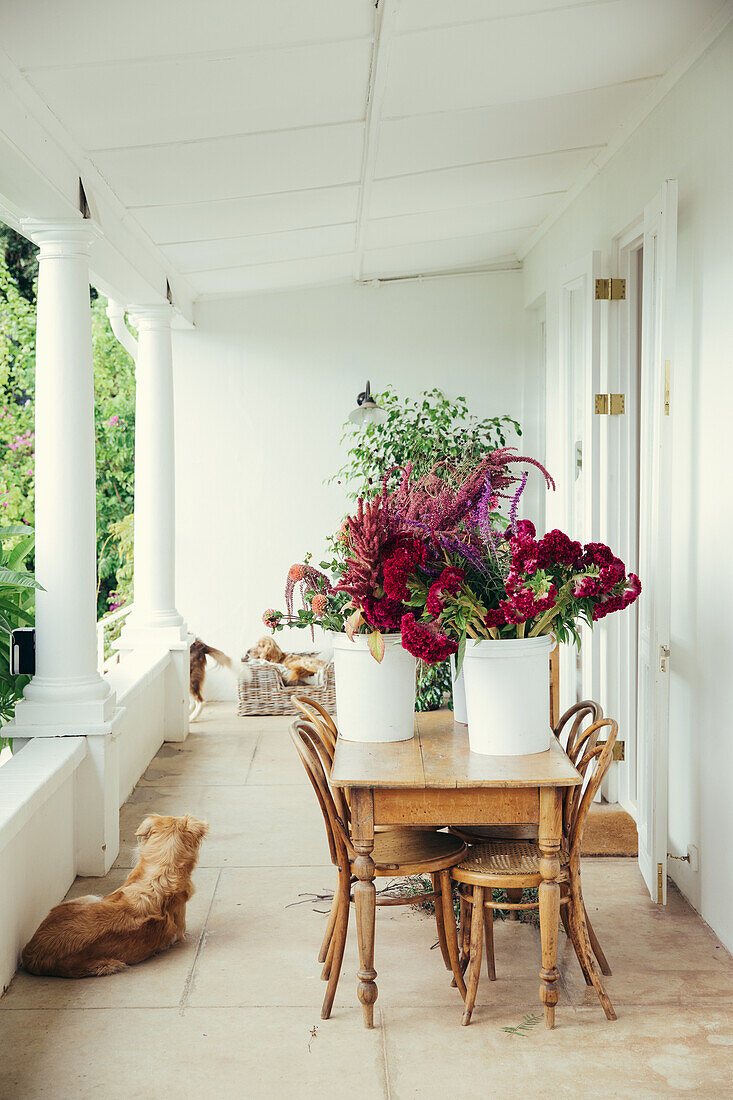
<box><xmin>237</xmin><ymin>657</ymin><xmax>336</xmax><ymax>716</ymax></box>
<box><xmin>445</xmin><ymin>718</ymin><xmax>619</xmax><ymax>1026</ymax></box>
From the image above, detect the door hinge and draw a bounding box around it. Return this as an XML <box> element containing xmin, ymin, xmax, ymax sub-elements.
<box><xmin>595</xmin><ymin>277</ymin><xmax>626</xmax><ymax>300</ymax></box>
<box><xmin>598</xmin><ymin>739</ymin><xmax>625</xmax><ymax>761</ymax></box>
<box><xmin>594</xmin><ymin>393</ymin><xmax>625</xmax><ymax>415</ymax></box>
<box><xmin>659</xmin><ymin>644</ymin><xmax>670</xmax><ymax>672</ymax></box>
<box><xmin>664</xmin><ymin>360</ymin><xmax>671</xmax><ymax>416</ymax></box>
<box><xmin>657</xmin><ymin>862</ymin><xmax>665</xmax><ymax>903</ymax></box>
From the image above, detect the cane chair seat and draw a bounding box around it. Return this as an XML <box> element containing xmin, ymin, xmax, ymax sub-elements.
<box><xmin>452</xmin><ymin>839</ymin><xmax>570</xmax><ymax>886</ymax></box>
<box><xmin>371</xmin><ymin>828</ymin><xmax>467</xmax><ymax>876</ymax></box>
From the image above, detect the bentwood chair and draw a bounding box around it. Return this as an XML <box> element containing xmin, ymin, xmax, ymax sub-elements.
<box><xmin>445</xmin><ymin>718</ymin><xmax>619</xmax><ymax>1026</ymax></box>
<box><xmin>292</xmin><ymin>694</ymin><xmax>448</xmax><ymax>979</ymax></box>
<box><xmin>290</xmin><ymin>717</ymin><xmax>467</xmax><ymax>1019</ymax></box>
<box><xmin>450</xmin><ymin>699</ymin><xmax>610</xmax><ymax>972</ymax></box>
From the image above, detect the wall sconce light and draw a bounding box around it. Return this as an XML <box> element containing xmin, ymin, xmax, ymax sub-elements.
<box><xmin>348</xmin><ymin>380</ymin><xmax>386</xmax><ymax>427</ymax></box>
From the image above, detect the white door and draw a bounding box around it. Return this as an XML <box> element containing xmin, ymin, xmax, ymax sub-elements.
<box><xmin>636</xmin><ymin>181</ymin><xmax>677</xmax><ymax>904</ymax></box>
<box><xmin>553</xmin><ymin>253</ymin><xmax>603</xmax><ymax>712</ymax></box>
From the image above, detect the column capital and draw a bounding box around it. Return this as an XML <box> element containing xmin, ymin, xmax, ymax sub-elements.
<box><xmin>128</xmin><ymin>303</ymin><xmax>174</xmax><ymax>330</ymax></box>
<box><xmin>20</xmin><ymin>217</ymin><xmax>100</xmax><ymax>257</ymax></box>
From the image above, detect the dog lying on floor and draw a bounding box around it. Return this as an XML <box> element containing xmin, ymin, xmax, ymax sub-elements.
<box><xmin>190</xmin><ymin>637</ymin><xmax>235</xmax><ymax>722</ymax></box>
<box><xmin>244</xmin><ymin>636</ymin><xmax>327</xmax><ymax>686</ymax></box>
<box><xmin>22</xmin><ymin>814</ymin><xmax>208</xmax><ymax>978</ymax></box>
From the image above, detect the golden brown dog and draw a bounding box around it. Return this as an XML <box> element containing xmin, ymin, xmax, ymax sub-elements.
<box><xmin>246</xmin><ymin>636</ymin><xmax>326</xmax><ymax>685</ymax></box>
<box><xmin>21</xmin><ymin>814</ymin><xmax>208</xmax><ymax>978</ymax></box>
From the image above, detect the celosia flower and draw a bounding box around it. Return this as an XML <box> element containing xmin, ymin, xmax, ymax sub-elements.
<box><xmin>400</xmin><ymin>613</ymin><xmax>458</xmax><ymax>664</ymax></box>
<box><xmin>363</xmin><ymin>597</ymin><xmax>404</xmax><ymax>632</ymax></box>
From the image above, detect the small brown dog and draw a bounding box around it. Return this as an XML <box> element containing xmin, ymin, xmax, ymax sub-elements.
<box><xmin>190</xmin><ymin>637</ymin><xmax>233</xmax><ymax>721</ymax></box>
<box><xmin>246</xmin><ymin>636</ymin><xmax>326</xmax><ymax>685</ymax></box>
<box><xmin>21</xmin><ymin>814</ymin><xmax>208</xmax><ymax>978</ymax></box>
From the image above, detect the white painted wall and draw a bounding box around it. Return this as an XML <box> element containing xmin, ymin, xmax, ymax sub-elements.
<box><xmin>172</xmin><ymin>272</ymin><xmax>538</xmax><ymax>700</ymax></box>
<box><xmin>522</xmin><ymin>23</ymin><xmax>733</xmax><ymax>951</ymax></box>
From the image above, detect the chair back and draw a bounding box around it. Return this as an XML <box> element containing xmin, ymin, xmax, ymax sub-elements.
<box><xmin>289</xmin><ymin>718</ymin><xmax>351</xmax><ymax>869</ymax></box>
<box><xmin>564</xmin><ymin>718</ymin><xmax>618</xmax><ymax>862</ymax></box>
<box><xmin>292</xmin><ymin>694</ymin><xmax>338</xmax><ymax>760</ymax></box>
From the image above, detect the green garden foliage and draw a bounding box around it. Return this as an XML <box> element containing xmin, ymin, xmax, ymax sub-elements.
<box><xmin>0</xmin><ymin>228</ymin><xmax>136</xmax><ymax>621</ymax></box>
<box><xmin>0</xmin><ymin>526</ymin><xmax>41</xmax><ymax>746</ymax></box>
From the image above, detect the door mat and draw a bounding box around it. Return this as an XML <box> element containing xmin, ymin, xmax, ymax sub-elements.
<box><xmin>582</xmin><ymin>807</ymin><xmax>638</xmax><ymax>857</ymax></box>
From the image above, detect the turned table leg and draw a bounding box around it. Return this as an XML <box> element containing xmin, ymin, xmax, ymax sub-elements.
<box><xmin>538</xmin><ymin>786</ymin><xmax>562</xmax><ymax>1029</ymax></box>
<box><xmin>351</xmin><ymin>788</ymin><xmax>378</xmax><ymax>1029</ymax></box>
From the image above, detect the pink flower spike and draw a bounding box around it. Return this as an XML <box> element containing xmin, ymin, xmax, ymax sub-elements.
<box><xmin>109</xmin><ymin>414</ymin><xmax>120</xmax><ymax>427</ymax></box>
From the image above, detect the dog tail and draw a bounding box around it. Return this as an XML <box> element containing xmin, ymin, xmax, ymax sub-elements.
<box><xmin>202</xmin><ymin>645</ymin><xmax>232</xmax><ymax>672</ymax></box>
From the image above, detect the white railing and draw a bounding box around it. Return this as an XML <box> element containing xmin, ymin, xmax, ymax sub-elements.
<box><xmin>96</xmin><ymin>604</ymin><xmax>133</xmax><ymax>670</ymax></box>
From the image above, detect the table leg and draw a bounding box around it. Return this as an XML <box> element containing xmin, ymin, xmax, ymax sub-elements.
<box><xmin>538</xmin><ymin>786</ymin><xmax>562</xmax><ymax>1029</ymax></box>
<box><xmin>351</xmin><ymin>788</ymin><xmax>377</xmax><ymax>1029</ymax></box>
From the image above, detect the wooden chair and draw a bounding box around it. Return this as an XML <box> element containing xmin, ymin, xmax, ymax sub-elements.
<box><xmin>290</xmin><ymin>717</ymin><xmax>468</xmax><ymax>1019</ymax></box>
<box><xmin>445</xmin><ymin>718</ymin><xmax>619</xmax><ymax>1026</ymax></box>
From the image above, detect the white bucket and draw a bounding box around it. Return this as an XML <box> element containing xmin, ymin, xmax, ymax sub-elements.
<box><xmin>332</xmin><ymin>632</ymin><xmax>416</xmax><ymax>743</ymax></box>
<box><xmin>462</xmin><ymin>635</ymin><xmax>553</xmax><ymax>755</ymax></box>
<box><xmin>450</xmin><ymin>655</ymin><xmax>468</xmax><ymax>725</ymax></box>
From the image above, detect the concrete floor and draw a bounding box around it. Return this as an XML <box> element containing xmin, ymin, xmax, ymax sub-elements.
<box><xmin>1</xmin><ymin>703</ymin><xmax>732</xmax><ymax>1099</ymax></box>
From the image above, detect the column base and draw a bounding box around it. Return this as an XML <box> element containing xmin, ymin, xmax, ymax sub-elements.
<box><xmin>8</xmin><ymin>676</ymin><xmax>116</xmax><ymax>733</ymax></box>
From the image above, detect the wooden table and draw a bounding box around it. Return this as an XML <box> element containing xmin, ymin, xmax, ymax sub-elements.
<box><xmin>330</xmin><ymin>709</ymin><xmax>581</xmax><ymax>1029</ymax></box>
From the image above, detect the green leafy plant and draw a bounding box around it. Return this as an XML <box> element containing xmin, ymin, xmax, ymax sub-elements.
<box><xmin>330</xmin><ymin>386</ymin><xmax>521</xmax><ymax>500</ymax></box>
<box><xmin>415</xmin><ymin>659</ymin><xmax>451</xmax><ymax>712</ymax></box>
<box><xmin>0</xmin><ymin>526</ymin><xmax>41</xmax><ymax>749</ymax></box>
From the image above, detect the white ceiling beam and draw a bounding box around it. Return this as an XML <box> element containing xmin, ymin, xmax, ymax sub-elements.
<box><xmin>0</xmin><ymin>45</ymin><xmax>196</xmax><ymax>321</ymax></box>
<box><xmin>353</xmin><ymin>0</ymin><xmax>400</xmax><ymax>282</ymax></box>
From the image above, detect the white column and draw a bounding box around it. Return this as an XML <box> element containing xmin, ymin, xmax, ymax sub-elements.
<box><xmin>10</xmin><ymin>220</ymin><xmax>114</xmax><ymax>731</ymax></box>
<box><xmin>120</xmin><ymin>304</ymin><xmax>186</xmax><ymax>645</ymax></box>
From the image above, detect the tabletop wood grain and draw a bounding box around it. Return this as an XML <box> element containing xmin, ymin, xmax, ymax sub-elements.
<box><xmin>331</xmin><ymin>709</ymin><xmax>581</xmax><ymax>790</ymax></box>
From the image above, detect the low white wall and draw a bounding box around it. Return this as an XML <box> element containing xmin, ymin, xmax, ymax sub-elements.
<box><xmin>172</xmin><ymin>271</ymin><xmax>539</xmax><ymax>700</ymax></box>
<box><xmin>106</xmin><ymin>649</ymin><xmax>169</xmax><ymax>806</ymax></box>
<box><xmin>0</xmin><ymin>737</ymin><xmax>84</xmax><ymax>995</ymax></box>
<box><xmin>522</xmin><ymin>23</ymin><xmax>733</xmax><ymax>950</ymax></box>
<box><xmin>0</xmin><ymin>646</ymin><xmax>183</xmax><ymax>994</ymax></box>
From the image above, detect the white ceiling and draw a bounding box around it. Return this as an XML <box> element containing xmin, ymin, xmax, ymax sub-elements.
<box><xmin>0</xmin><ymin>0</ymin><xmax>725</xmax><ymax>300</ymax></box>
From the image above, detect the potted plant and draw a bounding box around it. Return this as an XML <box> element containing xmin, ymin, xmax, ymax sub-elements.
<box><xmin>393</xmin><ymin>460</ymin><xmax>641</xmax><ymax>754</ymax></box>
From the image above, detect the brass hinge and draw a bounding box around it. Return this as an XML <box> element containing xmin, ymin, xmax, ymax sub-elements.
<box><xmin>664</xmin><ymin>360</ymin><xmax>671</xmax><ymax>416</ymax></box>
<box><xmin>595</xmin><ymin>277</ymin><xmax>626</xmax><ymax>300</ymax></box>
<box><xmin>598</xmin><ymin>740</ymin><xmax>625</xmax><ymax>761</ymax></box>
<box><xmin>594</xmin><ymin>393</ymin><xmax>625</xmax><ymax>415</ymax></box>
<box><xmin>659</xmin><ymin>644</ymin><xmax>670</xmax><ymax>672</ymax></box>
<box><xmin>657</xmin><ymin>862</ymin><xmax>664</xmax><ymax>904</ymax></box>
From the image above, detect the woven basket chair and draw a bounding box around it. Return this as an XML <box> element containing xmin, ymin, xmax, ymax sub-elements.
<box><xmin>290</xmin><ymin>717</ymin><xmax>467</xmax><ymax>1020</ymax></box>
<box><xmin>237</xmin><ymin>658</ymin><xmax>336</xmax><ymax>716</ymax></box>
<box><xmin>445</xmin><ymin>718</ymin><xmax>619</xmax><ymax>1026</ymax></box>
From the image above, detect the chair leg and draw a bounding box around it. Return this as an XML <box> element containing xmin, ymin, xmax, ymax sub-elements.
<box><xmin>483</xmin><ymin>892</ymin><xmax>496</xmax><ymax>981</ymax></box>
<box><xmin>584</xmin><ymin>904</ymin><xmax>612</xmax><ymax>976</ymax></box>
<box><xmin>439</xmin><ymin>870</ymin><xmax>467</xmax><ymax>1000</ymax></box>
<box><xmin>568</xmin><ymin>874</ymin><xmax>616</xmax><ymax>1022</ymax></box>
<box><xmin>561</xmin><ymin>898</ymin><xmax>592</xmax><ymax>986</ymax></box>
<box><xmin>431</xmin><ymin>872</ymin><xmax>452</xmax><ymax>971</ymax></box>
<box><xmin>321</xmin><ymin>868</ymin><xmax>350</xmax><ymax>1020</ymax></box>
<box><xmin>459</xmin><ymin>893</ymin><xmax>472</xmax><ymax>975</ymax></box>
<box><xmin>506</xmin><ymin>887</ymin><xmax>522</xmax><ymax>920</ymax></box>
<box><xmin>462</xmin><ymin>887</ymin><xmax>484</xmax><ymax>1026</ymax></box>
<box><xmin>318</xmin><ymin>883</ymin><xmax>340</xmax><ymax>967</ymax></box>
